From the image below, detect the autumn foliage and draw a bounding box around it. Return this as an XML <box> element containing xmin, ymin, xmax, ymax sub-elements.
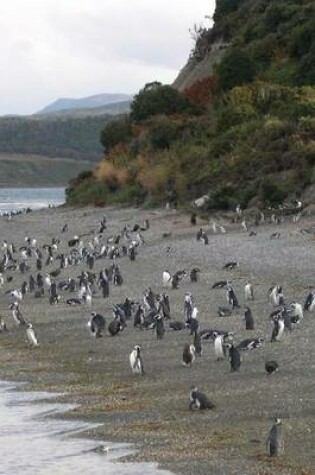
<box><xmin>183</xmin><ymin>76</ymin><xmax>218</xmax><ymax>108</ymax></box>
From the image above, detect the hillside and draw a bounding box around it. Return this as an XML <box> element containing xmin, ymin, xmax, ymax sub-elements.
<box><xmin>66</xmin><ymin>0</ymin><xmax>315</xmax><ymax>211</ymax></box>
<box><xmin>0</xmin><ymin>154</ymin><xmax>92</xmax><ymax>187</ymax></box>
<box><xmin>37</xmin><ymin>93</ymin><xmax>133</xmax><ymax>114</ymax></box>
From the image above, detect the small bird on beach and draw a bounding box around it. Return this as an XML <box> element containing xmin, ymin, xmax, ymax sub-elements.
<box><xmin>265</xmin><ymin>361</ymin><xmax>279</xmax><ymax>375</ymax></box>
<box><xmin>88</xmin><ymin>312</ymin><xmax>106</xmax><ymax>338</ymax></box>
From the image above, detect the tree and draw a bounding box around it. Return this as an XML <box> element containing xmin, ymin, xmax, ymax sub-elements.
<box><xmin>100</xmin><ymin>116</ymin><xmax>132</xmax><ymax>153</ymax></box>
<box><xmin>130</xmin><ymin>82</ymin><xmax>195</xmax><ymax>122</ymax></box>
<box><xmin>217</xmin><ymin>48</ymin><xmax>257</xmax><ymax>91</ymax></box>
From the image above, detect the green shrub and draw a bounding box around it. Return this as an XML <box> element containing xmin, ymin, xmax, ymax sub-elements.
<box><xmin>100</xmin><ymin>116</ymin><xmax>132</xmax><ymax>152</ymax></box>
<box><xmin>217</xmin><ymin>48</ymin><xmax>257</xmax><ymax>91</ymax></box>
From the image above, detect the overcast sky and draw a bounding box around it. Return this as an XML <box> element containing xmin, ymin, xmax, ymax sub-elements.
<box><xmin>0</xmin><ymin>0</ymin><xmax>215</xmax><ymax>116</ymax></box>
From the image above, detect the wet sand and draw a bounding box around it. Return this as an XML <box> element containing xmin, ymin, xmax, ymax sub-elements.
<box><xmin>0</xmin><ymin>205</ymin><xmax>314</xmax><ymax>475</ymax></box>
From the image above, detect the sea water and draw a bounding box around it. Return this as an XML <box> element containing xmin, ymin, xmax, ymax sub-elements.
<box><xmin>0</xmin><ymin>382</ymin><xmax>173</xmax><ymax>475</ymax></box>
<box><xmin>0</xmin><ymin>188</ymin><xmax>65</xmax><ymax>214</ymax></box>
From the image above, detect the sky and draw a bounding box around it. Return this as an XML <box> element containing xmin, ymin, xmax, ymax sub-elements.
<box><xmin>0</xmin><ymin>0</ymin><xmax>215</xmax><ymax>116</ymax></box>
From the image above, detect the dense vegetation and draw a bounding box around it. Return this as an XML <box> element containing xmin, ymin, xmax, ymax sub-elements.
<box><xmin>0</xmin><ymin>115</ymin><xmax>113</xmax><ymax>161</ymax></box>
<box><xmin>66</xmin><ymin>0</ymin><xmax>315</xmax><ymax>210</ymax></box>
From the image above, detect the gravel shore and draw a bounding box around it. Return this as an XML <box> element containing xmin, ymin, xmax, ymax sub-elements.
<box><xmin>0</xmin><ymin>205</ymin><xmax>314</xmax><ymax>475</ymax></box>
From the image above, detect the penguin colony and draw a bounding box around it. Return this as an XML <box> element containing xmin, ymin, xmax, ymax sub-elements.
<box><xmin>0</xmin><ymin>203</ymin><xmax>314</xmax><ymax>465</ymax></box>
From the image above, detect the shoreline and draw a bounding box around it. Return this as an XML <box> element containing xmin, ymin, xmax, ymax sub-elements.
<box><xmin>0</xmin><ymin>204</ymin><xmax>314</xmax><ymax>475</ymax></box>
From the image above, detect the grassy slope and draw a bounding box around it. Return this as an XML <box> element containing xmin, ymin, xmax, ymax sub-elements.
<box><xmin>0</xmin><ymin>154</ymin><xmax>93</xmax><ymax>187</ymax></box>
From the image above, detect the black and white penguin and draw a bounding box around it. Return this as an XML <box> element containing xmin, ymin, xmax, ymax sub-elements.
<box><xmin>227</xmin><ymin>343</ymin><xmax>241</xmax><ymax>372</ymax></box>
<box><xmin>162</xmin><ymin>270</ymin><xmax>172</xmax><ymax>288</ymax></box>
<box><xmin>49</xmin><ymin>281</ymin><xmax>59</xmax><ymax>305</ymax></box>
<box><xmin>26</xmin><ymin>323</ymin><xmax>39</xmax><ymax>348</ymax></box>
<box><xmin>133</xmin><ymin>305</ymin><xmax>145</xmax><ymax>329</ymax></box>
<box><xmin>212</xmin><ymin>280</ymin><xmax>228</xmax><ymax>289</ymax></box>
<box><xmin>270</xmin><ymin>314</ymin><xmax>285</xmax><ymax>342</ymax></box>
<box><xmin>10</xmin><ymin>302</ymin><xmax>26</xmax><ymax>325</ymax></box>
<box><xmin>304</xmin><ymin>290</ymin><xmax>315</xmax><ymax>312</ymax></box>
<box><xmin>99</xmin><ymin>271</ymin><xmax>109</xmax><ymax>298</ymax></box>
<box><xmin>244</xmin><ymin>281</ymin><xmax>254</xmax><ymax>300</ymax></box>
<box><xmin>155</xmin><ymin>314</ymin><xmax>165</xmax><ymax>340</ymax></box>
<box><xmin>266</xmin><ymin>418</ymin><xmax>284</xmax><ymax>457</ymax></box>
<box><xmin>269</xmin><ymin>285</ymin><xmax>284</xmax><ymax>306</ymax></box>
<box><xmin>288</xmin><ymin>302</ymin><xmax>303</xmax><ymax>323</ymax></box>
<box><xmin>190</xmin><ymin>212</ymin><xmax>197</xmax><ymax>226</ymax></box>
<box><xmin>189</xmin><ymin>267</ymin><xmax>200</xmax><ymax>283</ymax></box>
<box><xmin>169</xmin><ymin>321</ymin><xmax>185</xmax><ymax>331</ymax></box>
<box><xmin>223</xmin><ymin>261</ymin><xmax>239</xmax><ymax>270</ymax></box>
<box><xmin>88</xmin><ymin>312</ymin><xmax>106</xmax><ymax>338</ymax></box>
<box><xmin>189</xmin><ymin>386</ymin><xmax>215</xmax><ymax>410</ymax></box>
<box><xmin>183</xmin><ymin>293</ymin><xmax>194</xmax><ymax>324</ymax></box>
<box><xmin>214</xmin><ymin>332</ymin><xmax>226</xmax><ymax>360</ymax></box>
<box><xmin>157</xmin><ymin>293</ymin><xmax>171</xmax><ymax>320</ymax></box>
<box><xmin>193</xmin><ymin>332</ymin><xmax>202</xmax><ymax>357</ymax></box>
<box><xmin>108</xmin><ymin>314</ymin><xmax>124</xmax><ymax>336</ymax></box>
<box><xmin>226</xmin><ymin>284</ymin><xmax>240</xmax><ymax>308</ymax></box>
<box><xmin>244</xmin><ymin>306</ymin><xmax>254</xmax><ymax>330</ymax></box>
<box><xmin>265</xmin><ymin>361</ymin><xmax>279</xmax><ymax>375</ymax></box>
<box><xmin>182</xmin><ymin>343</ymin><xmax>196</xmax><ymax>366</ymax></box>
<box><xmin>129</xmin><ymin>345</ymin><xmax>144</xmax><ymax>375</ymax></box>
<box><xmin>237</xmin><ymin>337</ymin><xmax>264</xmax><ymax>351</ymax></box>
<box><xmin>188</xmin><ymin>306</ymin><xmax>199</xmax><ymax>335</ymax></box>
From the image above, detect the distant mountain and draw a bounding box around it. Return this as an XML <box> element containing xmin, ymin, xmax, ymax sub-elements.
<box><xmin>37</xmin><ymin>93</ymin><xmax>133</xmax><ymax>115</ymax></box>
<box><xmin>37</xmin><ymin>100</ymin><xmax>131</xmax><ymax>118</ymax></box>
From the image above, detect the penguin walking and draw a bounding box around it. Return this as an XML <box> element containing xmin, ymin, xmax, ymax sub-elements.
<box><xmin>244</xmin><ymin>306</ymin><xmax>254</xmax><ymax>330</ymax></box>
<box><xmin>182</xmin><ymin>343</ymin><xmax>196</xmax><ymax>367</ymax></box>
<box><xmin>189</xmin><ymin>386</ymin><xmax>215</xmax><ymax>410</ymax></box>
<box><xmin>227</xmin><ymin>343</ymin><xmax>241</xmax><ymax>372</ymax></box>
<box><xmin>226</xmin><ymin>284</ymin><xmax>240</xmax><ymax>309</ymax></box>
<box><xmin>244</xmin><ymin>281</ymin><xmax>254</xmax><ymax>300</ymax></box>
<box><xmin>10</xmin><ymin>302</ymin><xmax>26</xmax><ymax>325</ymax></box>
<box><xmin>214</xmin><ymin>333</ymin><xmax>226</xmax><ymax>361</ymax></box>
<box><xmin>162</xmin><ymin>270</ymin><xmax>172</xmax><ymax>289</ymax></box>
<box><xmin>26</xmin><ymin>324</ymin><xmax>39</xmax><ymax>349</ymax></box>
<box><xmin>269</xmin><ymin>285</ymin><xmax>284</xmax><ymax>306</ymax></box>
<box><xmin>304</xmin><ymin>290</ymin><xmax>315</xmax><ymax>312</ymax></box>
<box><xmin>289</xmin><ymin>302</ymin><xmax>303</xmax><ymax>323</ymax></box>
<box><xmin>270</xmin><ymin>315</ymin><xmax>285</xmax><ymax>342</ymax></box>
<box><xmin>88</xmin><ymin>312</ymin><xmax>106</xmax><ymax>338</ymax></box>
<box><xmin>265</xmin><ymin>361</ymin><xmax>279</xmax><ymax>375</ymax></box>
<box><xmin>189</xmin><ymin>267</ymin><xmax>200</xmax><ymax>283</ymax></box>
<box><xmin>155</xmin><ymin>314</ymin><xmax>165</xmax><ymax>340</ymax></box>
<box><xmin>129</xmin><ymin>345</ymin><xmax>144</xmax><ymax>375</ymax></box>
<box><xmin>266</xmin><ymin>418</ymin><xmax>284</xmax><ymax>456</ymax></box>
<box><xmin>193</xmin><ymin>332</ymin><xmax>202</xmax><ymax>357</ymax></box>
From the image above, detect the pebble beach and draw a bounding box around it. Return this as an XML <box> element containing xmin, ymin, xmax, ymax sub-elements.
<box><xmin>0</xmin><ymin>204</ymin><xmax>314</xmax><ymax>475</ymax></box>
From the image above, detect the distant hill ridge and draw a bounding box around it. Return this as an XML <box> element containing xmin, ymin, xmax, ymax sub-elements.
<box><xmin>37</xmin><ymin>93</ymin><xmax>134</xmax><ymax>115</ymax></box>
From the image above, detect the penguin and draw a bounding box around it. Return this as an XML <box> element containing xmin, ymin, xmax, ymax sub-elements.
<box><xmin>265</xmin><ymin>361</ymin><xmax>279</xmax><ymax>375</ymax></box>
<box><xmin>133</xmin><ymin>305</ymin><xmax>146</xmax><ymax>329</ymax></box>
<box><xmin>289</xmin><ymin>302</ymin><xmax>303</xmax><ymax>323</ymax></box>
<box><xmin>155</xmin><ymin>314</ymin><xmax>165</xmax><ymax>340</ymax></box>
<box><xmin>304</xmin><ymin>290</ymin><xmax>315</xmax><ymax>312</ymax></box>
<box><xmin>237</xmin><ymin>337</ymin><xmax>264</xmax><ymax>350</ymax></box>
<box><xmin>26</xmin><ymin>323</ymin><xmax>39</xmax><ymax>349</ymax></box>
<box><xmin>244</xmin><ymin>306</ymin><xmax>254</xmax><ymax>330</ymax></box>
<box><xmin>244</xmin><ymin>281</ymin><xmax>254</xmax><ymax>300</ymax></box>
<box><xmin>88</xmin><ymin>312</ymin><xmax>106</xmax><ymax>338</ymax></box>
<box><xmin>10</xmin><ymin>302</ymin><xmax>26</xmax><ymax>325</ymax></box>
<box><xmin>189</xmin><ymin>267</ymin><xmax>200</xmax><ymax>283</ymax></box>
<box><xmin>0</xmin><ymin>316</ymin><xmax>8</xmax><ymax>332</ymax></box>
<box><xmin>226</xmin><ymin>284</ymin><xmax>240</xmax><ymax>308</ymax></box>
<box><xmin>169</xmin><ymin>321</ymin><xmax>185</xmax><ymax>331</ymax></box>
<box><xmin>193</xmin><ymin>332</ymin><xmax>202</xmax><ymax>357</ymax></box>
<box><xmin>108</xmin><ymin>315</ymin><xmax>123</xmax><ymax>336</ymax></box>
<box><xmin>223</xmin><ymin>261</ymin><xmax>239</xmax><ymax>270</ymax></box>
<box><xmin>270</xmin><ymin>315</ymin><xmax>285</xmax><ymax>342</ymax></box>
<box><xmin>182</xmin><ymin>343</ymin><xmax>196</xmax><ymax>366</ymax></box>
<box><xmin>49</xmin><ymin>281</ymin><xmax>59</xmax><ymax>305</ymax></box>
<box><xmin>189</xmin><ymin>386</ymin><xmax>215</xmax><ymax>410</ymax></box>
<box><xmin>129</xmin><ymin>345</ymin><xmax>144</xmax><ymax>375</ymax></box>
<box><xmin>227</xmin><ymin>343</ymin><xmax>241</xmax><ymax>372</ymax></box>
<box><xmin>266</xmin><ymin>418</ymin><xmax>284</xmax><ymax>457</ymax></box>
<box><xmin>212</xmin><ymin>280</ymin><xmax>228</xmax><ymax>289</ymax></box>
<box><xmin>190</xmin><ymin>212</ymin><xmax>197</xmax><ymax>226</ymax></box>
<box><xmin>214</xmin><ymin>333</ymin><xmax>226</xmax><ymax>360</ymax></box>
<box><xmin>188</xmin><ymin>306</ymin><xmax>199</xmax><ymax>335</ymax></box>
<box><xmin>162</xmin><ymin>270</ymin><xmax>172</xmax><ymax>288</ymax></box>
<box><xmin>269</xmin><ymin>285</ymin><xmax>283</xmax><ymax>306</ymax></box>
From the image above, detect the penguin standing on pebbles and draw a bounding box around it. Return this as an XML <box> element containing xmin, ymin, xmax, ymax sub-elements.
<box><xmin>304</xmin><ymin>290</ymin><xmax>315</xmax><ymax>312</ymax></box>
<box><xmin>226</xmin><ymin>284</ymin><xmax>240</xmax><ymax>309</ymax></box>
<box><xmin>26</xmin><ymin>323</ymin><xmax>39</xmax><ymax>349</ymax></box>
<box><xmin>270</xmin><ymin>314</ymin><xmax>285</xmax><ymax>342</ymax></box>
<box><xmin>244</xmin><ymin>307</ymin><xmax>254</xmax><ymax>330</ymax></box>
<box><xmin>266</xmin><ymin>418</ymin><xmax>284</xmax><ymax>456</ymax></box>
<box><xmin>189</xmin><ymin>386</ymin><xmax>215</xmax><ymax>410</ymax></box>
<box><xmin>244</xmin><ymin>281</ymin><xmax>254</xmax><ymax>300</ymax></box>
<box><xmin>88</xmin><ymin>312</ymin><xmax>106</xmax><ymax>338</ymax></box>
<box><xmin>155</xmin><ymin>314</ymin><xmax>165</xmax><ymax>340</ymax></box>
<box><xmin>193</xmin><ymin>332</ymin><xmax>202</xmax><ymax>357</ymax></box>
<box><xmin>214</xmin><ymin>332</ymin><xmax>226</xmax><ymax>360</ymax></box>
<box><xmin>227</xmin><ymin>343</ymin><xmax>241</xmax><ymax>372</ymax></box>
<box><xmin>129</xmin><ymin>345</ymin><xmax>144</xmax><ymax>375</ymax></box>
<box><xmin>182</xmin><ymin>343</ymin><xmax>196</xmax><ymax>366</ymax></box>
